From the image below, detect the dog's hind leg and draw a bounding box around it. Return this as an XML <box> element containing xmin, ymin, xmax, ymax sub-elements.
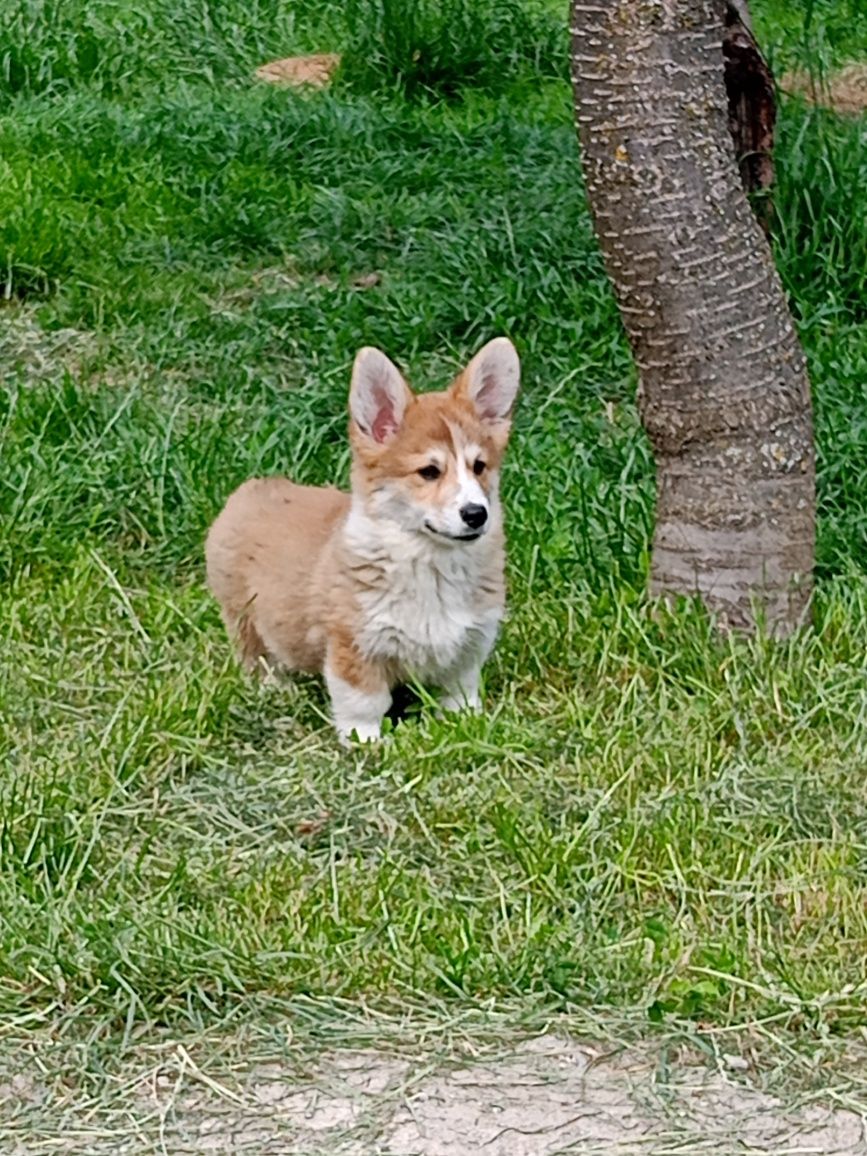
<box><xmin>228</xmin><ymin>606</ymin><xmax>269</xmax><ymax>673</ymax></box>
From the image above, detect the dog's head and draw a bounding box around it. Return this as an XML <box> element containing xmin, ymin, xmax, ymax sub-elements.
<box><xmin>348</xmin><ymin>338</ymin><xmax>520</xmax><ymax>544</ymax></box>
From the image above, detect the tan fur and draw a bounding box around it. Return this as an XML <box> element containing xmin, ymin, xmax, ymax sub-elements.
<box><xmin>205</xmin><ymin>477</ymin><xmax>350</xmax><ymax>673</ymax></box>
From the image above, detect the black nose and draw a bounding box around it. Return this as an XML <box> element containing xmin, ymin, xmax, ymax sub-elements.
<box><xmin>460</xmin><ymin>503</ymin><xmax>488</xmax><ymax>530</ymax></box>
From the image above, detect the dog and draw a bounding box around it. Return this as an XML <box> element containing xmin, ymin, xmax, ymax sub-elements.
<box><xmin>205</xmin><ymin>337</ymin><xmax>520</xmax><ymax>742</ymax></box>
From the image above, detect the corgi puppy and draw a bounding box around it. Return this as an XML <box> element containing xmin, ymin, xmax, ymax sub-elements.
<box><xmin>205</xmin><ymin>337</ymin><xmax>520</xmax><ymax>742</ymax></box>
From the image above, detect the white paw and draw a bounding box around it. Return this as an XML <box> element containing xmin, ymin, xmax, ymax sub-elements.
<box><xmin>440</xmin><ymin>692</ymin><xmax>482</xmax><ymax>714</ymax></box>
<box><xmin>325</xmin><ymin>665</ymin><xmax>390</xmax><ymax>748</ymax></box>
<box><xmin>337</xmin><ymin>722</ymin><xmax>382</xmax><ymax>747</ymax></box>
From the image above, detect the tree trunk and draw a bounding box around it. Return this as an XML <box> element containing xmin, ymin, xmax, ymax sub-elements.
<box><xmin>570</xmin><ymin>0</ymin><xmax>815</xmax><ymax>635</ymax></box>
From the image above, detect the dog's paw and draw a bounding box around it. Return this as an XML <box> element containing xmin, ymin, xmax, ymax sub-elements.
<box><xmin>439</xmin><ymin>692</ymin><xmax>482</xmax><ymax>715</ymax></box>
<box><xmin>337</xmin><ymin>723</ymin><xmax>382</xmax><ymax>747</ymax></box>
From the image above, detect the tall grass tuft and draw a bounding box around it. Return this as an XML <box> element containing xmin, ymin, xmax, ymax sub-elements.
<box><xmin>340</xmin><ymin>0</ymin><xmax>565</xmax><ymax>99</ymax></box>
<box><xmin>774</xmin><ymin>107</ymin><xmax>866</xmax><ymax>324</ymax></box>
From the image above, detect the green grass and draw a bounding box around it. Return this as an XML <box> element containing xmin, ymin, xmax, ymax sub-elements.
<box><xmin>1</xmin><ymin>0</ymin><xmax>866</xmax><ymax>1098</ymax></box>
<box><xmin>340</xmin><ymin>0</ymin><xmax>565</xmax><ymax>98</ymax></box>
<box><xmin>755</xmin><ymin>0</ymin><xmax>867</xmax><ymax>70</ymax></box>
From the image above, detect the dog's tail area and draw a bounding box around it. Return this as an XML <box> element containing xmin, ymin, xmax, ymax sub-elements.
<box><xmin>230</xmin><ymin>599</ymin><xmax>268</xmax><ymax>673</ymax></box>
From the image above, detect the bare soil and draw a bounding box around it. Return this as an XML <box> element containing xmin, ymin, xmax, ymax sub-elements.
<box><xmin>782</xmin><ymin>62</ymin><xmax>867</xmax><ymax>115</ymax></box>
<box><xmin>3</xmin><ymin>1035</ymin><xmax>863</xmax><ymax>1154</ymax></box>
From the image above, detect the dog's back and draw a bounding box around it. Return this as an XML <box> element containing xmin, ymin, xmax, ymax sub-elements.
<box><xmin>205</xmin><ymin>477</ymin><xmax>349</xmax><ymax>672</ymax></box>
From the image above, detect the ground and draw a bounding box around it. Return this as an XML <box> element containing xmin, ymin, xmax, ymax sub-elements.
<box><xmin>1</xmin><ymin>0</ymin><xmax>866</xmax><ymax>1150</ymax></box>
<box><xmin>3</xmin><ymin>1030</ymin><xmax>866</xmax><ymax>1153</ymax></box>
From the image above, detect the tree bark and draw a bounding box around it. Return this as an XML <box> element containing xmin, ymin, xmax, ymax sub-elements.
<box><xmin>722</xmin><ymin>0</ymin><xmax>776</xmax><ymax>225</ymax></box>
<box><xmin>570</xmin><ymin>0</ymin><xmax>815</xmax><ymax>635</ymax></box>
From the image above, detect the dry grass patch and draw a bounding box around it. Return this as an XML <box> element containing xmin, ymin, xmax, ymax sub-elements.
<box><xmin>254</xmin><ymin>54</ymin><xmax>341</xmax><ymax>89</ymax></box>
<box><xmin>782</xmin><ymin>61</ymin><xmax>867</xmax><ymax>115</ymax></box>
<box><xmin>0</xmin><ymin>304</ymin><xmax>96</xmax><ymax>386</ymax></box>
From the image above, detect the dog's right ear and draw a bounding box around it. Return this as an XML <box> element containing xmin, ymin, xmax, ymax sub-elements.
<box><xmin>350</xmin><ymin>348</ymin><xmax>413</xmax><ymax>444</ymax></box>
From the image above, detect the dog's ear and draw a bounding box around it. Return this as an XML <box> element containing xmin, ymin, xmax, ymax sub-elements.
<box><xmin>350</xmin><ymin>348</ymin><xmax>413</xmax><ymax>444</ymax></box>
<box><xmin>455</xmin><ymin>337</ymin><xmax>520</xmax><ymax>424</ymax></box>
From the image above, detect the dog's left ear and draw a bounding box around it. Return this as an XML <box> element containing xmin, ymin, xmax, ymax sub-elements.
<box><xmin>455</xmin><ymin>337</ymin><xmax>520</xmax><ymax>423</ymax></box>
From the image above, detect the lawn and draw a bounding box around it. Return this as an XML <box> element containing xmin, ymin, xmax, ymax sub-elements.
<box><xmin>1</xmin><ymin>0</ymin><xmax>866</xmax><ymax>1109</ymax></box>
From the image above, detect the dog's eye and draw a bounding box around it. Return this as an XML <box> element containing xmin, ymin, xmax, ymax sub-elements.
<box><xmin>418</xmin><ymin>465</ymin><xmax>441</xmax><ymax>481</ymax></box>
<box><xmin>473</xmin><ymin>459</ymin><xmax>486</xmax><ymax>476</ymax></box>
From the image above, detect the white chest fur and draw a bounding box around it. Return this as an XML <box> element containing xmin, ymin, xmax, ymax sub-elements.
<box><xmin>343</xmin><ymin>510</ymin><xmax>502</xmax><ymax>681</ymax></box>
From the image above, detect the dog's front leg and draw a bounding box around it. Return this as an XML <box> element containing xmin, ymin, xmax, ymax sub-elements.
<box><xmin>324</xmin><ymin>644</ymin><xmax>391</xmax><ymax>744</ymax></box>
<box><xmin>438</xmin><ymin>621</ymin><xmax>499</xmax><ymax>713</ymax></box>
<box><xmin>439</xmin><ymin>665</ymin><xmax>484</xmax><ymax>713</ymax></box>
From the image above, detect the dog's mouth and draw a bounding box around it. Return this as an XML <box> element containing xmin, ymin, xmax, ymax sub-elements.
<box><xmin>424</xmin><ymin>522</ymin><xmax>484</xmax><ymax>543</ymax></box>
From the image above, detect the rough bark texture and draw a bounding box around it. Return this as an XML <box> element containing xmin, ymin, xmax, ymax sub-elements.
<box><xmin>570</xmin><ymin>0</ymin><xmax>815</xmax><ymax>634</ymax></box>
<box><xmin>722</xmin><ymin>0</ymin><xmax>776</xmax><ymax>224</ymax></box>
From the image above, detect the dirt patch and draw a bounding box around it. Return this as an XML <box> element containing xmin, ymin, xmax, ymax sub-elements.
<box><xmin>782</xmin><ymin>62</ymin><xmax>867</xmax><ymax>116</ymax></box>
<box><xmin>0</xmin><ymin>305</ymin><xmax>96</xmax><ymax>386</ymax></box>
<box><xmin>4</xmin><ymin>1035</ymin><xmax>863</xmax><ymax>1154</ymax></box>
<box><xmin>255</xmin><ymin>54</ymin><xmax>341</xmax><ymax>89</ymax></box>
